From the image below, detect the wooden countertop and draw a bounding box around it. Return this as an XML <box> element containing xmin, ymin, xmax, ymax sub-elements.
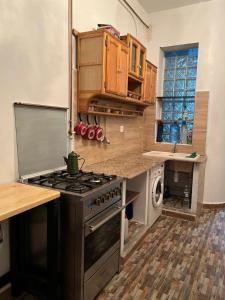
<box><xmin>84</xmin><ymin>152</ymin><xmax>166</xmax><ymax>179</ymax></box>
<box><xmin>0</xmin><ymin>183</ymin><xmax>60</xmax><ymax>222</ymax></box>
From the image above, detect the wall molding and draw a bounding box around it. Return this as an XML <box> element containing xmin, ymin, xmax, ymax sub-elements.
<box><xmin>0</xmin><ymin>273</ymin><xmax>10</xmax><ymax>300</ymax></box>
<box><xmin>162</xmin><ymin>209</ymin><xmax>196</xmax><ymax>221</ymax></box>
<box><xmin>203</xmin><ymin>203</ymin><xmax>225</xmax><ymax>209</ymax></box>
<box><xmin>0</xmin><ymin>285</ymin><xmax>11</xmax><ymax>300</ymax></box>
<box><xmin>0</xmin><ymin>272</ymin><xmax>10</xmax><ymax>289</ymax></box>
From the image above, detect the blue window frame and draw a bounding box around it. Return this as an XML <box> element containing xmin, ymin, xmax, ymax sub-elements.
<box><xmin>161</xmin><ymin>48</ymin><xmax>198</xmax><ymax>143</ymax></box>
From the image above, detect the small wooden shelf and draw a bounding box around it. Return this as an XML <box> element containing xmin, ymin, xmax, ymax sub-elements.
<box><xmin>128</xmin><ymin>74</ymin><xmax>143</xmax><ymax>83</ymax></box>
<box><xmin>125</xmin><ymin>97</ymin><xmax>147</xmax><ymax>106</ymax></box>
<box><xmin>126</xmin><ymin>190</ymin><xmax>140</xmax><ymax>206</ymax></box>
<box><xmin>78</xmin><ymin>94</ymin><xmax>148</xmax><ymax>118</ymax></box>
<box><xmin>89</xmin><ymin>104</ymin><xmax>143</xmax><ymax>118</ymax></box>
<box><xmin>97</xmin><ymin>93</ymin><xmax>148</xmax><ymax>106</ymax></box>
<box><xmin>87</xmin><ymin>111</ymin><xmax>137</xmax><ymax>118</ymax></box>
<box><xmin>90</xmin><ymin>104</ymin><xmax>143</xmax><ymax>114</ymax></box>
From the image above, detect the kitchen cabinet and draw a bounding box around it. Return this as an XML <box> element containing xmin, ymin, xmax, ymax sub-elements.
<box><xmin>78</xmin><ymin>30</ymin><xmax>128</xmax><ymax>97</ymax></box>
<box><xmin>144</xmin><ymin>61</ymin><xmax>157</xmax><ymax>104</ymax></box>
<box><xmin>105</xmin><ymin>36</ymin><xmax>128</xmax><ymax>96</ymax></box>
<box><xmin>78</xmin><ymin>30</ymin><xmax>128</xmax><ymax>107</ymax></box>
<box><xmin>77</xmin><ymin>30</ymin><xmax>149</xmax><ymax>117</ymax></box>
<box><xmin>121</xmin><ymin>34</ymin><xmax>146</xmax><ymax>80</ymax></box>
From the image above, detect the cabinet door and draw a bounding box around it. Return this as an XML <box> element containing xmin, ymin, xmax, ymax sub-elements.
<box><xmin>129</xmin><ymin>40</ymin><xmax>139</xmax><ymax>77</ymax></box>
<box><xmin>144</xmin><ymin>63</ymin><xmax>152</xmax><ymax>103</ymax></box>
<box><xmin>139</xmin><ymin>48</ymin><xmax>146</xmax><ymax>79</ymax></box>
<box><xmin>144</xmin><ymin>62</ymin><xmax>157</xmax><ymax>104</ymax></box>
<box><xmin>105</xmin><ymin>35</ymin><xmax>119</xmax><ymax>95</ymax></box>
<box><xmin>150</xmin><ymin>65</ymin><xmax>157</xmax><ymax>103</ymax></box>
<box><xmin>117</xmin><ymin>45</ymin><xmax>128</xmax><ymax>96</ymax></box>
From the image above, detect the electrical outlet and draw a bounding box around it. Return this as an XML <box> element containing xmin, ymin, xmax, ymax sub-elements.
<box><xmin>120</xmin><ymin>126</ymin><xmax>124</xmax><ymax>133</ymax></box>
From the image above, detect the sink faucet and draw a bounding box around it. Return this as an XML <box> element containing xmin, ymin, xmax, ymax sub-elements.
<box><xmin>172</xmin><ymin>142</ymin><xmax>177</xmax><ymax>153</ymax></box>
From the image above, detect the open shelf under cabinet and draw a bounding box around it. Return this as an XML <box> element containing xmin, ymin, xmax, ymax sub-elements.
<box><xmin>126</xmin><ymin>190</ymin><xmax>140</xmax><ymax>206</ymax></box>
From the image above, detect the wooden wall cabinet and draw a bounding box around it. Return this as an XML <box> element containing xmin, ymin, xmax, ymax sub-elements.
<box><xmin>121</xmin><ymin>34</ymin><xmax>146</xmax><ymax>80</ymax></box>
<box><xmin>78</xmin><ymin>30</ymin><xmax>129</xmax><ymax>111</ymax></box>
<box><xmin>77</xmin><ymin>30</ymin><xmax>151</xmax><ymax>117</ymax></box>
<box><xmin>144</xmin><ymin>61</ymin><xmax>157</xmax><ymax>104</ymax></box>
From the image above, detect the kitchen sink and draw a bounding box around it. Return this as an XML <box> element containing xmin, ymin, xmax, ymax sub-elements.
<box><xmin>143</xmin><ymin>151</ymin><xmax>200</xmax><ymax>162</ymax></box>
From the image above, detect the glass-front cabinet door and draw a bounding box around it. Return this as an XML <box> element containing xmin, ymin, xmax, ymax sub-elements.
<box><xmin>128</xmin><ymin>35</ymin><xmax>146</xmax><ymax>79</ymax></box>
<box><xmin>130</xmin><ymin>41</ymin><xmax>138</xmax><ymax>76</ymax></box>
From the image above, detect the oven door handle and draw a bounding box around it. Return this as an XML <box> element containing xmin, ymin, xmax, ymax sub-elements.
<box><xmin>87</xmin><ymin>205</ymin><xmax>125</xmax><ymax>233</ymax></box>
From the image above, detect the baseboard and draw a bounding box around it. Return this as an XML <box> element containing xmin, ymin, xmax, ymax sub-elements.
<box><xmin>0</xmin><ymin>284</ymin><xmax>11</xmax><ymax>300</ymax></box>
<box><xmin>203</xmin><ymin>202</ymin><xmax>225</xmax><ymax>209</ymax></box>
<box><xmin>0</xmin><ymin>272</ymin><xmax>11</xmax><ymax>300</ymax></box>
<box><xmin>162</xmin><ymin>209</ymin><xmax>196</xmax><ymax>221</ymax></box>
<box><xmin>0</xmin><ymin>273</ymin><xmax>10</xmax><ymax>290</ymax></box>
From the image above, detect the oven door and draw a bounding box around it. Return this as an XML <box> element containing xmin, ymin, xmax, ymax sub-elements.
<box><xmin>84</xmin><ymin>203</ymin><xmax>123</xmax><ymax>279</ymax></box>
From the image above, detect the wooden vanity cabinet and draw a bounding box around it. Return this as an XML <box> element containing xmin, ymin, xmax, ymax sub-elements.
<box><xmin>144</xmin><ymin>61</ymin><xmax>157</xmax><ymax>104</ymax></box>
<box><xmin>121</xmin><ymin>34</ymin><xmax>146</xmax><ymax>80</ymax></box>
<box><xmin>78</xmin><ymin>30</ymin><xmax>128</xmax><ymax>101</ymax></box>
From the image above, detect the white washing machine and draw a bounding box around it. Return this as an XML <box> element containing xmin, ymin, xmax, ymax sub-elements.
<box><xmin>148</xmin><ymin>163</ymin><xmax>164</xmax><ymax>227</ymax></box>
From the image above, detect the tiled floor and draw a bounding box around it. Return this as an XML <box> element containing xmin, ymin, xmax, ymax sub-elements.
<box><xmin>15</xmin><ymin>208</ymin><xmax>225</xmax><ymax>300</ymax></box>
<box><xmin>97</xmin><ymin>208</ymin><xmax>225</xmax><ymax>300</ymax></box>
<box><xmin>163</xmin><ymin>196</ymin><xmax>191</xmax><ymax>214</ymax></box>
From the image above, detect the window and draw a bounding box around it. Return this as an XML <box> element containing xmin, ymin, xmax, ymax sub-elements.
<box><xmin>160</xmin><ymin>48</ymin><xmax>198</xmax><ymax>143</ymax></box>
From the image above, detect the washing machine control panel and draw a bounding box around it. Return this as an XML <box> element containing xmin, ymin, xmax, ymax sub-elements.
<box><xmin>151</xmin><ymin>163</ymin><xmax>164</xmax><ymax>179</ymax></box>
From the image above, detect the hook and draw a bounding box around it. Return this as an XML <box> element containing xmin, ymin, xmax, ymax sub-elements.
<box><xmin>94</xmin><ymin>116</ymin><xmax>98</xmax><ymax>125</ymax></box>
<box><xmin>78</xmin><ymin>113</ymin><xmax>82</xmax><ymax>122</ymax></box>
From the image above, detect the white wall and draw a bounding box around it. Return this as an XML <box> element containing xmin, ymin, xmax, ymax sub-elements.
<box><xmin>0</xmin><ymin>0</ymin><xmax>68</xmax><ymax>276</ymax></box>
<box><xmin>147</xmin><ymin>0</ymin><xmax>225</xmax><ymax>204</ymax></box>
<box><xmin>0</xmin><ymin>0</ymin><xmax>149</xmax><ymax>278</ymax></box>
<box><xmin>73</xmin><ymin>0</ymin><xmax>151</xmax><ymax>56</ymax></box>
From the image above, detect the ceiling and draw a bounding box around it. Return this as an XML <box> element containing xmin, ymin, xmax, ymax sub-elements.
<box><xmin>137</xmin><ymin>0</ymin><xmax>211</xmax><ymax>13</ymax></box>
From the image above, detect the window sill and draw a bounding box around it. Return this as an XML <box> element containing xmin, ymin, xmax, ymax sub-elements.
<box><xmin>155</xmin><ymin>142</ymin><xmax>192</xmax><ymax>146</ymax></box>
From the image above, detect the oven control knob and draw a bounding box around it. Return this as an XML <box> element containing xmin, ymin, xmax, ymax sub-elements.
<box><xmin>95</xmin><ymin>198</ymin><xmax>101</xmax><ymax>206</ymax></box>
<box><xmin>106</xmin><ymin>193</ymin><xmax>110</xmax><ymax>201</ymax></box>
<box><xmin>110</xmin><ymin>190</ymin><xmax>115</xmax><ymax>198</ymax></box>
<box><xmin>100</xmin><ymin>196</ymin><xmax>105</xmax><ymax>203</ymax></box>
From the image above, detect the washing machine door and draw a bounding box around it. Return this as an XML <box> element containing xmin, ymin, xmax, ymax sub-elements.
<box><xmin>152</xmin><ymin>176</ymin><xmax>164</xmax><ymax>208</ymax></box>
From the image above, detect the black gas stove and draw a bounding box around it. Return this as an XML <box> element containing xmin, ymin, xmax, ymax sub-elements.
<box><xmin>17</xmin><ymin>169</ymin><xmax>122</xmax><ymax>300</ymax></box>
<box><xmin>27</xmin><ymin>170</ymin><xmax>117</xmax><ymax>194</ymax></box>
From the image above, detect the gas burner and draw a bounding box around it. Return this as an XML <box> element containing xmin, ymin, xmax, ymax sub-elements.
<box><xmin>41</xmin><ymin>179</ymin><xmax>60</xmax><ymax>188</ymax></box>
<box><xmin>89</xmin><ymin>178</ymin><xmax>102</xmax><ymax>184</ymax></box>
<box><xmin>27</xmin><ymin>170</ymin><xmax>117</xmax><ymax>194</ymax></box>
<box><xmin>66</xmin><ymin>184</ymin><xmax>91</xmax><ymax>194</ymax></box>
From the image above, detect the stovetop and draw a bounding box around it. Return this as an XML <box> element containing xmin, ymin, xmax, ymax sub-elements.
<box><xmin>27</xmin><ymin>170</ymin><xmax>117</xmax><ymax>194</ymax></box>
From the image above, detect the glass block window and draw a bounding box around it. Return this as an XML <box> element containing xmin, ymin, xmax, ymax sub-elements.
<box><xmin>161</xmin><ymin>47</ymin><xmax>198</xmax><ymax>143</ymax></box>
